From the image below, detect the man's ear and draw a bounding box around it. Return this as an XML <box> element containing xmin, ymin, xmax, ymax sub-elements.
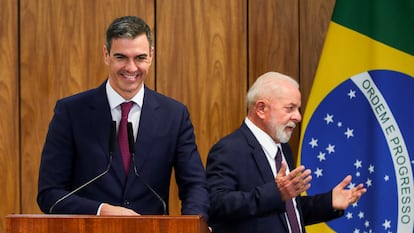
<box><xmin>255</xmin><ymin>100</ymin><xmax>267</xmax><ymax>119</ymax></box>
<box><xmin>148</xmin><ymin>46</ymin><xmax>155</xmax><ymax>65</ymax></box>
<box><xmin>103</xmin><ymin>45</ymin><xmax>110</xmax><ymax>65</ymax></box>
<box><xmin>256</xmin><ymin>101</ymin><xmax>266</xmax><ymax>113</ymax></box>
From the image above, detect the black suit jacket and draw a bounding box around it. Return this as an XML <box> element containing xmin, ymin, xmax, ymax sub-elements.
<box><xmin>37</xmin><ymin>81</ymin><xmax>209</xmax><ymax>219</ymax></box>
<box><xmin>206</xmin><ymin>122</ymin><xmax>342</xmax><ymax>233</ymax></box>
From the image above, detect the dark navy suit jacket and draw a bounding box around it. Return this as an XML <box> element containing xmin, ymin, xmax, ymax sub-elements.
<box><xmin>37</xmin><ymin>81</ymin><xmax>209</xmax><ymax>219</ymax></box>
<box><xmin>206</xmin><ymin>123</ymin><xmax>342</xmax><ymax>233</ymax></box>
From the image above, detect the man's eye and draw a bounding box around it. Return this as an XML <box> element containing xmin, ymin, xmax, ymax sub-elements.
<box><xmin>286</xmin><ymin>106</ymin><xmax>295</xmax><ymax>112</ymax></box>
<box><xmin>136</xmin><ymin>56</ymin><xmax>147</xmax><ymax>61</ymax></box>
<box><xmin>114</xmin><ymin>56</ymin><xmax>125</xmax><ymax>60</ymax></box>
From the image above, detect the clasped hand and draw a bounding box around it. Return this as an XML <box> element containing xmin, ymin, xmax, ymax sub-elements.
<box><xmin>100</xmin><ymin>203</ymin><xmax>140</xmax><ymax>216</ymax></box>
<box><xmin>275</xmin><ymin>162</ymin><xmax>312</xmax><ymax>201</ymax></box>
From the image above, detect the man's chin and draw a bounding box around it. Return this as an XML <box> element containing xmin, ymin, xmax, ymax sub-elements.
<box><xmin>279</xmin><ymin>132</ymin><xmax>292</xmax><ymax>143</ymax></box>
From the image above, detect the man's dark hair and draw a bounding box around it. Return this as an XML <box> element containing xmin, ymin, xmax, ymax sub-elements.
<box><xmin>105</xmin><ymin>16</ymin><xmax>153</xmax><ymax>53</ymax></box>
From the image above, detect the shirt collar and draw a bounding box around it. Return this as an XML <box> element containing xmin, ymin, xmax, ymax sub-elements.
<box><xmin>244</xmin><ymin>117</ymin><xmax>280</xmax><ymax>159</ymax></box>
<box><xmin>106</xmin><ymin>79</ymin><xmax>144</xmax><ymax>109</ymax></box>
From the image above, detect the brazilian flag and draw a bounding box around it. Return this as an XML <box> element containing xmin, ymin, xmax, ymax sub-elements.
<box><xmin>299</xmin><ymin>0</ymin><xmax>414</xmax><ymax>232</ymax></box>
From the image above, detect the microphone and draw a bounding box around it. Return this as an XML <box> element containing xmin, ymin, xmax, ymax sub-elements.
<box><xmin>127</xmin><ymin>122</ymin><xmax>167</xmax><ymax>215</ymax></box>
<box><xmin>49</xmin><ymin>121</ymin><xmax>117</xmax><ymax>213</ymax></box>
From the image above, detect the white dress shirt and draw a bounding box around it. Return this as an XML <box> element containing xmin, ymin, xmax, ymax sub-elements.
<box><xmin>106</xmin><ymin>80</ymin><xmax>144</xmax><ymax>140</ymax></box>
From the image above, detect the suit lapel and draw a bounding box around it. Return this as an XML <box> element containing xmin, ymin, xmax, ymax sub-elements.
<box><xmin>135</xmin><ymin>87</ymin><xmax>160</xmax><ymax>172</ymax></box>
<box><xmin>240</xmin><ymin>123</ymin><xmax>293</xmax><ymax>232</ymax></box>
<box><xmin>89</xmin><ymin>81</ymin><xmax>127</xmax><ymax>185</ymax></box>
<box><xmin>124</xmin><ymin>87</ymin><xmax>160</xmax><ymax>190</ymax></box>
<box><xmin>240</xmin><ymin>123</ymin><xmax>274</xmax><ymax>182</ymax></box>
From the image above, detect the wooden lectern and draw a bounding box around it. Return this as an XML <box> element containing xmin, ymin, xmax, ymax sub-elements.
<box><xmin>6</xmin><ymin>214</ymin><xmax>210</xmax><ymax>233</ymax></box>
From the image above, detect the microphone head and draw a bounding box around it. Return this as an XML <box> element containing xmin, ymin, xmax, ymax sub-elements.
<box><xmin>109</xmin><ymin>121</ymin><xmax>116</xmax><ymax>153</ymax></box>
<box><xmin>127</xmin><ymin>122</ymin><xmax>135</xmax><ymax>153</ymax></box>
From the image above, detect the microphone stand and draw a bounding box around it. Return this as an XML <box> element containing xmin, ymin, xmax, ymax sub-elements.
<box><xmin>127</xmin><ymin>122</ymin><xmax>167</xmax><ymax>215</ymax></box>
<box><xmin>48</xmin><ymin>121</ymin><xmax>116</xmax><ymax>213</ymax></box>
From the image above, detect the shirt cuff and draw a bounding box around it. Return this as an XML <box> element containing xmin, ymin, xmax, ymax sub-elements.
<box><xmin>97</xmin><ymin>203</ymin><xmax>103</xmax><ymax>215</ymax></box>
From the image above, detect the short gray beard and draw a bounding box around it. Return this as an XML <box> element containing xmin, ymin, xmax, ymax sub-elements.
<box><xmin>276</xmin><ymin>127</ymin><xmax>291</xmax><ymax>143</ymax></box>
<box><xmin>272</xmin><ymin>122</ymin><xmax>295</xmax><ymax>143</ymax></box>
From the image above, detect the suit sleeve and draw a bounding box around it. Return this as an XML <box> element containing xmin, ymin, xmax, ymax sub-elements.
<box><xmin>281</xmin><ymin>144</ymin><xmax>344</xmax><ymax>225</ymax></box>
<box><xmin>299</xmin><ymin>191</ymin><xmax>344</xmax><ymax>226</ymax></box>
<box><xmin>173</xmin><ymin>107</ymin><xmax>210</xmax><ymax>220</ymax></box>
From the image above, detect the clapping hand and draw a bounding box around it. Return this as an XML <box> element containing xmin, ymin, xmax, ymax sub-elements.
<box><xmin>275</xmin><ymin>162</ymin><xmax>312</xmax><ymax>201</ymax></box>
<box><xmin>332</xmin><ymin>175</ymin><xmax>367</xmax><ymax>210</ymax></box>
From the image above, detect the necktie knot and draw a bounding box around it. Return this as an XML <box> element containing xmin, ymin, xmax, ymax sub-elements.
<box><xmin>121</xmin><ymin>102</ymin><xmax>133</xmax><ymax>118</ymax></box>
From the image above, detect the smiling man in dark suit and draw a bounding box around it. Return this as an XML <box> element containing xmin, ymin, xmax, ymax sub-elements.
<box><xmin>206</xmin><ymin>72</ymin><xmax>366</xmax><ymax>233</ymax></box>
<box><xmin>37</xmin><ymin>16</ymin><xmax>209</xmax><ymax>218</ymax></box>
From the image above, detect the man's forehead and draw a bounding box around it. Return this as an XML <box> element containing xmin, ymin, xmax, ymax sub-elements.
<box><xmin>110</xmin><ymin>37</ymin><xmax>151</xmax><ymax>55</ymax></box>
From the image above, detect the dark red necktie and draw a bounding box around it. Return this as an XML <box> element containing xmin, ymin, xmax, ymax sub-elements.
<box><xmin>275</xmin><ymin>148</ymin><xmax>302</xmax><ymax>233</ymax></box>
<box><xmin>118</xmin><ymin>102</ymin><xmax>133</xmax><ymax>174</ymax></box>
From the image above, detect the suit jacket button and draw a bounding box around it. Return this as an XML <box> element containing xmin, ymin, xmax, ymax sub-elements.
<box><xmin>124</xmin><ymin>200</ymin><xmax>130</xmax><ymax>206</ymax></box>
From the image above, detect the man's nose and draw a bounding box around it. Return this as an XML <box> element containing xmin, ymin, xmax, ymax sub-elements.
<box><xmin>124</xmin><ymin>59</ymin><xmax>138</xmax><ymax>72</ymax></box>
<box><xmin>292</xmin><ymin>109</ymin><xmax>302</xmax><ymax>123</ymax></box>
